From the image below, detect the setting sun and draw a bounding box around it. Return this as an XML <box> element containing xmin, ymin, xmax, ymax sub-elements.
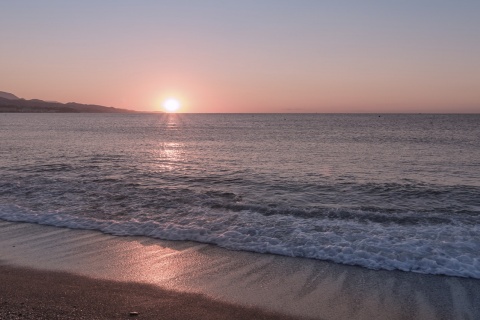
<box><xmin>163</xmin><ymin>98</ymin><xmax>181</xmax><ymax>113</ymax></box>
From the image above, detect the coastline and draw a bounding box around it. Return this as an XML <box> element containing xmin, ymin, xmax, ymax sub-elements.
<box><xmin>1</xmin><ymin>220</ymin><xmax>479</xmax><ymax>319</ymax></box>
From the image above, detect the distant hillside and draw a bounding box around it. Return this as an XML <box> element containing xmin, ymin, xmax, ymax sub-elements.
<box><xmin>0</xmin><ymin>92</ymin><xmax>136</xmax><ymax>113</ymax></box>
<box><xmin>0</xmin><ymin>91</ymin><xmax>19</xmax><ymax>100</ymax></box>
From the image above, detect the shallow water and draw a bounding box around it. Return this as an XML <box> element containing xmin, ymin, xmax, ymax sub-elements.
<box><xmin>1</xmin><ymin>113</ymin><xmax>479</xmax><ymax>278</ymax></box>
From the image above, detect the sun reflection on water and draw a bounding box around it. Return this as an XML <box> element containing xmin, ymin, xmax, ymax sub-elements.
<box><xmin>148</xmin><ymin>114</ymin><xmax>187</xmax><ymax>172</ymax></box>
<box><xmin>151</xmin><ymin>142</ymin><xmax>184</xmax><ymax>172</ymax></box>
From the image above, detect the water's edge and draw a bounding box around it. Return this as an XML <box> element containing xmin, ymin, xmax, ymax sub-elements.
<box><xmin>1</xmin><ymin>208</ymin><xmax>479</xmax><ymax>280</ymax></box>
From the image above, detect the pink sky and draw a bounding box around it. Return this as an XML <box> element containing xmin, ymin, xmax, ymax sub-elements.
<box><xmin>1</xmin><ymin>1</ymin><xmax>479</xmax><ymax>113</ymax></box>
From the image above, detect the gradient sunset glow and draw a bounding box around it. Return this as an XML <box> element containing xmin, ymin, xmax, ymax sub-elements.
<box><xmin>1</xmin><ymin>1</ymin><xmax>479</xmax><ymax>113</ymax></box>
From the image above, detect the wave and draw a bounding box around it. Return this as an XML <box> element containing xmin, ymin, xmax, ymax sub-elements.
<box><xmin>1</xmin><ymin>203</ymin><xmax>479</xmax><ymax>279</ymax></box>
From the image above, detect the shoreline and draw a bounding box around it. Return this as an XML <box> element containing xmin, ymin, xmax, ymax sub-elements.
<box><xmin>1</xmin><ymin>220</ymin><xmax>479</xmax><ymax>319</ymax></box>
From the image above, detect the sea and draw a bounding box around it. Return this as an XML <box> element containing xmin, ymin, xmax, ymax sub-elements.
<box><xmin>1</xmin><ymin>113</ymin><xmax>479</xmax><ymax>278</ymax></box>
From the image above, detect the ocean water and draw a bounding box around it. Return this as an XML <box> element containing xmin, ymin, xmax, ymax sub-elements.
<box><xmin>1</xmin><ymin>113</ymin><xmax>479</xmax><ymax>278</ymax></box>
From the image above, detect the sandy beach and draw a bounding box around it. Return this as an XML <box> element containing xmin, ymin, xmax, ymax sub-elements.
<box><xmin>0</xmin><ymin>265</ymin><xmax>299</xmax><ymax>320</ymax></box>
<box><xmin>1</xmin><ymin>220</ymin><xmax>479</xmax><ymax>319</ymax></box>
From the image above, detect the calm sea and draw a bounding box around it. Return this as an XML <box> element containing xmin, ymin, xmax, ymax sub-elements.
<box><xmin>1</xmin><ymin>113</ymin><xmax>479</xmax><ymax>278</ymax></box>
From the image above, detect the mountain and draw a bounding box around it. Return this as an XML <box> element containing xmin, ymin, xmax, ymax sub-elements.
<box><xmin>0</xmin><ymin>92</ymin><xmax>136</xmax><ymax>113</ymax></box>
<box><xmin>0</xmin><ymin>91</ymin><xmax>20</xmax><ymax>100</ymax></box>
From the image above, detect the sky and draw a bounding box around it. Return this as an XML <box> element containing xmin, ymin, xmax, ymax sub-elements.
<box><xmin>1</xmin><ymin>1</ymin><xmax>479</xmax><ymax>113</ymax></box>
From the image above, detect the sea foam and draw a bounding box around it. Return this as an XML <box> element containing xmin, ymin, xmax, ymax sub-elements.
<box><xmin>1</xmin><ymin>203</ymin><xmax>479</xmax><ymax>279</ymax></box>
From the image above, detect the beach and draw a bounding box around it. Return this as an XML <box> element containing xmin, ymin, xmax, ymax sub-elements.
<box><xmin>1</xmin><ymin>220</ymin><xmax>479</xmax><ymax>319</ymax></box>
<box><xmin>0</xmin><ymin>265</ymin><xmax>298</xmax><ymax>320</ymax></box>
<box><xmin>2</xmin><ymin>0</ymin><xmax>480</xmax><ymax>317</ymax></box>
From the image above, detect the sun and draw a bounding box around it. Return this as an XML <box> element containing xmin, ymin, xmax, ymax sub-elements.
<box><xmin>163</xmin><ymin>98</ymin><xmax>181</xmax><ymax>113</ymax></box>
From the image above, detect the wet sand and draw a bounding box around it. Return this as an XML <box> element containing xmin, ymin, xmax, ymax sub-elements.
<box><xmin>1</xmin><ymin>220</ymin><xmax>479</xmax><ymax>319</ymax></box>
<box><xmin>0</xmin><ymin>264</ymin><xmax>300</xmax><ymax>320</ymax></box>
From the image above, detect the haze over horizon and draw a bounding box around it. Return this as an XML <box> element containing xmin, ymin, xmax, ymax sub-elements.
<box><xmin>1</xmin><ymin>1</ymin><xmax>479</xmax><ymax>113</ymax></box>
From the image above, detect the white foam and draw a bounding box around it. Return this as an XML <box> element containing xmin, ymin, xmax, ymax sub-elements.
<box><xmin>1</xmin><ymin>203</ymin><xmax>479</xmax><ymax>279</ymax></box>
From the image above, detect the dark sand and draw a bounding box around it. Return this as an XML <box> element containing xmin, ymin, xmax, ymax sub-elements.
<box><xmin>0</xmin><ymin>264</ymin><xmax>302</xmax><ymax>320</ymax></box>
